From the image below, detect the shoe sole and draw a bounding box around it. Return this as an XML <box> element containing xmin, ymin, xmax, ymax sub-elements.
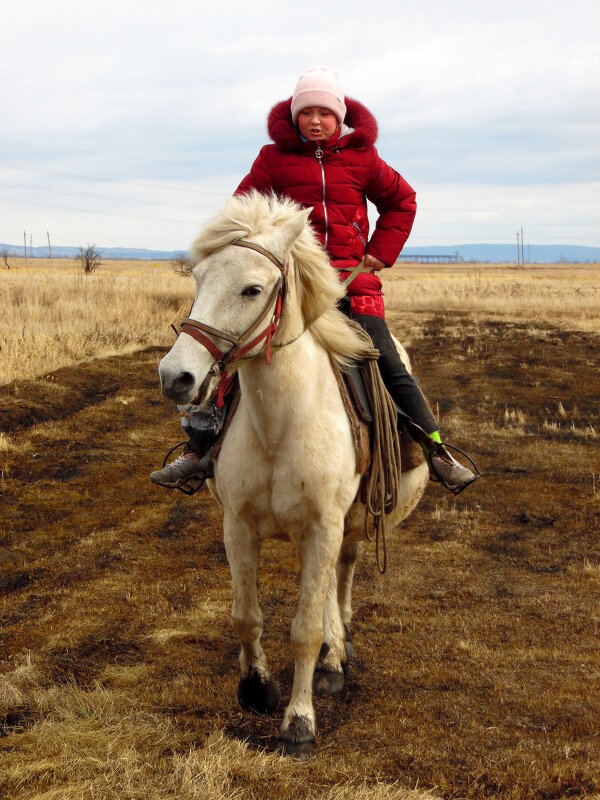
<box><xmin>447</xmin><ymin>472</ymin><xmax>482</xmax><ymax>495</ymax></box>
<box><xmin>150</xmin><ymin>473</ymin><xmax>203</xmax><ymax>489</ymax></box>
<box><xmin>150</xmin><ymin>471</ymin><xmax>211</xmax><ymax>489</ymax></box>
<box><xmin>149</xmin><ymin>475</ymin><xmax>184</xmax><ymax>488</ymax></box>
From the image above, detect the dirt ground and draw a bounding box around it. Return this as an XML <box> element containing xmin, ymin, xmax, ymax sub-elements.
<box><xmin>1</xmin><ymin>312</ymin><xmax>599</xmax><ymax>799</ymax></box>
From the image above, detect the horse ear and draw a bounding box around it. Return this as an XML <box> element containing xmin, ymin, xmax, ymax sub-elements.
<box><xmin>273</xmin><ymin>207</ymin><xmax>312</xmax><ymax>256</ymax></box>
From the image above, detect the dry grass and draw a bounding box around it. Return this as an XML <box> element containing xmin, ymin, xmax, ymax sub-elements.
<box><xmin>1</xmin><ymin>261</ymin><xmax>600</xmax><ymax>798</ymax></box>
<box><xmin>2</xmin><ymin>259</ymin><xmax>600</xmax><ymax>386</ymax></box>
<box><xmin>0</xmin><ymin>258</ymin><xmax>191</xmax><ymax>386</ymax></box>
<box><xmin>383</xmin><ymin>262</ymin><xmax>600</xmax><ymax>330</ymax></box>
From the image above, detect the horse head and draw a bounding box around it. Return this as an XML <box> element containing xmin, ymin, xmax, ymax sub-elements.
<box><xmin>158</xmin><ymin>194</ymin><xmax>310</xmax><ymax>406</ymax></box>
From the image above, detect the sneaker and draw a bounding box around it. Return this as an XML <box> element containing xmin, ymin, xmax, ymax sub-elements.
<box><xmin>429</xmin><ymin>447</ymin><xmax>478</xmax><ymax>494</ymax></box>
<box><xmin>150</xmin><ymin>450</ymin><xmax>212</xmax><ymax>489</ymax></box>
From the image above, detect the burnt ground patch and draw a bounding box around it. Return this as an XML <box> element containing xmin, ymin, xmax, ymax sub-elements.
<box><xmin>0</xmin><ymin>346</ymin><xmax>165</xmax><ymax>434</ymax></box>
<box><xmin>0</xmin><ymin>316</ymin><xmax>599</xmax><ymax>799</ymax></box>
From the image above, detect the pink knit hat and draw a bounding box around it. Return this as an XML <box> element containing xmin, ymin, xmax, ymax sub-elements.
<box><xmin>290</xmin><ymin>66</ymin><xmax>347</xmax><ymax>125</ymax></box>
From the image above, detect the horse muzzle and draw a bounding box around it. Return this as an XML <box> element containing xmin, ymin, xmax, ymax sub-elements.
<box><xmin>159</xmin><ymin>361</ymin><xmax>199</xmax><ymax>403</ymax></box>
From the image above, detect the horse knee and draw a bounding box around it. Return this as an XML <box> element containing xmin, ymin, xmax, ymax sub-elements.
<box><xmin>290</xmin><ymin>614</ymin><xmax>322</xmax><ymax>659</ymax></box>
<box><xmin>231</xmin><ymin>608</ymin><xmax>262</xmax><ymax>642</ymax></box>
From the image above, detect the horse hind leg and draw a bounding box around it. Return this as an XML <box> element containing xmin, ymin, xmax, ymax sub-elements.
<box><xmin>313</xmin><ymin>568</ymin><xmax>346</xmax><ymax>695</ymax></box>
<box><xmin>224</xmin><ymin>514</ymin><xmax>280</xmax><ymax>714</ymax></box>
<box><xmin>336</xmin><ymin>539</ymin><xmax>360</xmax><ymax>661</ymax></box>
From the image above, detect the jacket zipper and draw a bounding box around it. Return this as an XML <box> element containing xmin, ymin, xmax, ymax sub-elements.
<box><xmin>315</xmin><ymin>145</ymin><xmax>328</xmax><ymax>248</ymax></box>
<box><xmin>352</xmin><ymin>221</ymin><xmax>367</xmax><ymax>248</ymax></box>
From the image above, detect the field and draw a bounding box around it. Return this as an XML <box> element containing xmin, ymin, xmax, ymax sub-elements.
<box><xmin>1</xmin><ymin>259</ymin><xmax>600</xmax><ymax>799</ymax></box>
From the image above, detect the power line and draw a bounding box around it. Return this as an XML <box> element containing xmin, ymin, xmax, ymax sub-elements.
<box><xmin>417</xmin><ymin>206</ymin><xmax>600</xmax><ymax>214</ymax></box>
<box><xmin>0</xmin><ymin>178</ymin><xmax>218</xmax><ymax>212</ymax></box>
<box><xmin>0</xmin><ymin>195</ymin><xmax>207</xmax><ymax>226</ymax></box>
<box><xmin>2</xmin><ymin>161</ymin><xmax>598</xmax><ymax>216</ymax></box>
<box><xmin>0</xmin><ymin>160</ymin><xmax>231</xmax><ymax>197</ymax></box>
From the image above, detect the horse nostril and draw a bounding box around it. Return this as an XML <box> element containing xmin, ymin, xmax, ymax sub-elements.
<box><xmin>173</xmin><ymin>371</ymin><xmax>196</xmax><ymax>393</ymax></box>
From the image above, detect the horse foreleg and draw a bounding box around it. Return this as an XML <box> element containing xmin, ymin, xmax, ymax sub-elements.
<box><xmin>279</xmin><ymin>521</ymin><xmax>343</xmax><ymax>756</ymax></box>
<box><xmin>336</xmin><ymin>540</ymin><xmax>360</xmax><ymax>660</ymax></box>
<box><xmin>223</xmin><ymin>513</ymin><xmax>280</xmax><ymax>714</ymax></box>
<box><xmin>313</xmin><ymin>568</ymin><xmax>346</xmax><ymax>694</ymax></box>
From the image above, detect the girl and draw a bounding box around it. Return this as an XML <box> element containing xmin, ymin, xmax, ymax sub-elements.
<box><xmin>151</xmin><ymin>66</ymin><xmax>477</xmax><ymax>493</ymax></box>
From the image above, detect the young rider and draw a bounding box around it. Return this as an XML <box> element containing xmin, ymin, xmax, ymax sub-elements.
<box><xmin>151</xmin><ymin>66</ymin><xmax>477</xmax><ymax>493</ymax></box>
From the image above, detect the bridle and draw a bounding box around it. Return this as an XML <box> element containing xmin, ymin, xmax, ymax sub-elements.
<box><xmin>176</xmin><ymin>239</ymin><xmax>288</xmax><ymax>408</ymax></box>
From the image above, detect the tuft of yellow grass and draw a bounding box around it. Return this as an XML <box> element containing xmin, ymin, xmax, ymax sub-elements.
<box><xmin>0</xmin><ymin>650</ymin><xmax>439</xmax><ymax>800</ymax></box>
<box><xmin>0</xmin><ymin>258</ymin><xmax>191</xmax><ymax>386</ymax></box>
<box><xmin>383</xmin><ymin>262</ymin><xmax>600</xmax><ymax>329</ymax></box>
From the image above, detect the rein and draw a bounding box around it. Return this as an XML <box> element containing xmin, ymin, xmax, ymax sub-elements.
<box><xmin>177</xmin><ymin>239</ymin><xmax>288</xmax><ymax>407</ymax></box>
<box><xmin>339</xmin><ymin>259</ymin><xmax>375</xmax><ymax>289</ymax></box>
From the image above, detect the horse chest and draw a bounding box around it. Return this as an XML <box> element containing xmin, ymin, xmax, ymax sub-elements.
<box><xmin>219</xmin><ymin>462</ymin><xmax>327</xmax><ymax>541</ymax></box>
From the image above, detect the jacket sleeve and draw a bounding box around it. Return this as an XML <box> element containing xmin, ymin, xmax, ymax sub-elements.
<box><xmin>234</xmin><ymin>145</ymin><xmax>274</xmax><ymax>196</ymax></box>
<box><xmin>363</xmin><ymin>148</ymin><xmax>416</xmax><ymax>266</ymax></box>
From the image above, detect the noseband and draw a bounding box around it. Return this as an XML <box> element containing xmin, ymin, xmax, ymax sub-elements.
<box><xmin>177</xmin><ymin>239</ymin><xmax>288</xmax><ymax>407</ymax></box>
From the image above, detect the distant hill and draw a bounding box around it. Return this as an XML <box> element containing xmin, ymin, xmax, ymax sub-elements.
<box><xmin>0</xmin><ymin>244</ymin><xmax>186</xmax><ymax>260</ymax></box>
<box><xmin>2</xmin><ymin>242</ymin><xmax>599</xmax><ymax>264</ymax></box>
<box><xmin>399</xmin><ymin>244</ymin><xmax>600</xmax><ymax>263</ymax></box>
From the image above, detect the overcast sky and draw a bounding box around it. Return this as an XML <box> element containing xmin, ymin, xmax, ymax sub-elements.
<box><xmin>1</xmin><ymin>0</ymin><xmax>599</xmax><ymax>251</ymax></box>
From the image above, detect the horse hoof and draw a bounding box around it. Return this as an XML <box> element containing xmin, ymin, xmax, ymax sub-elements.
<box><xmin>238</xmin><ymin>668</ymin><xmax>280</xmax><ymax>714</ymax></box>
<box><xmin>313</xmin><ymin>668</ymin><xmax>345</xmax><ymax>695</ymax></box>
<box><xmin>277</xmin><ymin>715</ymin><xmax>315</xmax><ymax>758</ymax></box>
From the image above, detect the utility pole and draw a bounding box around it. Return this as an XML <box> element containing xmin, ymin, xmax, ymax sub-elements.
<box><xmin>516</xmin><ymin>230</ymin><xmax>520</xmax><ymax>266</ymax></box>
<box><xmin>24</xmin><ymin>230</ymin><xmax>27</xmax><ymax>259</ymax></box>
<box><xmin>30</xmin><ymin>234</ymin><xmax>33</xmax><ymax>257</ymax></box>
<box><xmin>521</xmin><ymin>228</ymin><xmax>525</xmax><ymax>267</ymax></box>
<box><xmin>47</xmin><ymin>231</ymin><xmax>53</xmax><ymax>262</ymax></box>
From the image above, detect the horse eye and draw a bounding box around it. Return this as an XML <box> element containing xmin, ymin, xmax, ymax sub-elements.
<box><xmin>242</xmin><ymin>285</ymin><xmax>263</xmax><ymax>298</ymax></box>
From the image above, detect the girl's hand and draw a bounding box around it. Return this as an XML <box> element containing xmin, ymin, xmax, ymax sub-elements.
<box><xmin>364</xmin><ymin>254</ymin><xmax>386</xmax><ymax>271</ymax></box>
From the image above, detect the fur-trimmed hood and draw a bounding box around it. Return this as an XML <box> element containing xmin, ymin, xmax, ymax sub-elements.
<box><xmin>267</xmin><ymin>97</ymin><xmax>378</xmax><ymax>151</ymax></box>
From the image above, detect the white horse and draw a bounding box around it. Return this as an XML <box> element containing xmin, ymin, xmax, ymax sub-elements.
<box><xmin>158</xmin><ymin>192</ymin><xmax>428</xmax><ymax>756</ymax></box>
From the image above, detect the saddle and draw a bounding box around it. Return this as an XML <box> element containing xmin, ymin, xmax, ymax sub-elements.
<box><xmin>331</xmin><ymin>360</ymin><xmax>425</xmax><ymax>479</ymax></box>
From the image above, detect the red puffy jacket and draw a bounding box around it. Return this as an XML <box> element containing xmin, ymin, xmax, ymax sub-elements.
<box><xmin>235</xmin><ymin>97</ymin><xmax>416</xmax><ymax>317</ymax></box>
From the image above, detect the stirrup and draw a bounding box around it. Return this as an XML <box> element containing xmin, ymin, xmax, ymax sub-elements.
<box><xmin>428</xmin><ymin>441</ymin><xmax>482</xmax><ymax>495</ymax></box>
<box><xmin>160</xmin><ymin>441</ymin><xmax>208</xmax><ymax>496</ymax></box>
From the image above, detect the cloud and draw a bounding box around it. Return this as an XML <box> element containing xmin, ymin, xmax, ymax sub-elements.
<box><xmin>1</xmin><ymin>0</ymin><xmax>598</xmax><ymax>247</ymax></box>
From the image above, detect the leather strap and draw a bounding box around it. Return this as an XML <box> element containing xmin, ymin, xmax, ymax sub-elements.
<box><xmin>340</xmin><ymin>259</ymin><xmax>375</xmax><ymax>289</ymax></box>
<box><xmin>180</xmin><ymin>318</ymin><xmax>239</xmax><ymax>347</ymax></box>
<box><xmin>180</xmin><ymin>323</ymin><xmax>227</xmax><ymax>363</ymax></box>
<box><xmin>233</xmin><ymin>239</ymin><xmax>285</xmax><ymax>272</ymax></box>
<box><xmin>179</xmin><ymin>274</ymin><xmax>284</xmax><ymax>367</ymax></box>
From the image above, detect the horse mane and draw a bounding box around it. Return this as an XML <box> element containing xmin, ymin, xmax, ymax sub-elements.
<box><xmin>190</xmin><ymin>191</ymin><xmax>377</xmax><ymax>366</ymax></box>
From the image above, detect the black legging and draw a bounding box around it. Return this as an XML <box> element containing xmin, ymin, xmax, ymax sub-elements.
<box><xmin>342</xmin><ymin>302</ymin><xmax>438</xmax><ymax>435</ymax></box>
